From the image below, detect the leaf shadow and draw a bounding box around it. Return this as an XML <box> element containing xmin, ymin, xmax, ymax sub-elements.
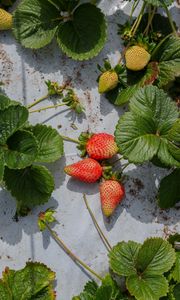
<box><xmin>45</xmin><ymin>156</ymin><xmax>66</xmax><ymax>190</ymax></box>
<box><xmin>66</xmin><ymin>178</ymin><xmax>99</xmax><ymax>196</ymax></box>
<box><xmin>0</xmin><ymin>189</ymin><xmax>59</xmax><ymax>245</ymax></box>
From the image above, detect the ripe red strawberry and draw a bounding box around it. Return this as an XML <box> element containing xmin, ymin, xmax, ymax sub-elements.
<box><xmin>86</xmin><ymin>133</ymin><xmax>118</xmax><ymax>160</ymax></box>
<box><xmin>64</xmin><ymin>158</ymin><xmax>102</xmax><ymax>183</ymax></box>
<box><xmin>100</xmin><ymin>180</ymin><xmax>125</xmax><ymax>217</ymax></box>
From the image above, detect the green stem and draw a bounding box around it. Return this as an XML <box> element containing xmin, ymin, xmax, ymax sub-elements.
<box><xmin>29</xmin><ymin>103</ymin><xmax>67</xmax><ymax>113</ymax></box>
<box><xmin>129</xmin><ymin>0</ymin><xmax>140</xmax><ymax>21</ymax></box>
<box><xmin>164</xmin><ymin>4</ymin><xmax>177</xmax><ymax>36</ymax></box>
<box><xmin>151</xmin><ymin>33</ymin><xmax>172</xmax><ymax>58</ymax></box>
<box><xmin>131</xmin><ymin>2</ymin><xmax>146</xmax><ymax>36</ymax></box>
<box><xmin>83</xmin><ymin>194</ymin><xmax>112</xmax><ymax>252</ymax></box>
<box><xmin>143</xmin><ymin>5</ymin><xmax>156</xmax><ymax>36</ymax></box>
<box><xmin>27</xmin><ymin>94</ymin><xmax>49</xmax><ymax>109</ymax></box>
<box><xmin>61</xmin><ymin>135</ymin><xmax>79</xmax><ymax>144</ymax></box>
<box><xmin>129</xmin><ymin>14</ymin><xmax>139</xmax><ymax>35</ymax></box>
<box><xmin>44</xmin><ymin>222</ymin><xmax>103</xmax><ymax>281</ymax></box>
<box><xmin>121</xmin><ymin>162</ymin><xmax>131</xmax><ymax>172</ymax></box>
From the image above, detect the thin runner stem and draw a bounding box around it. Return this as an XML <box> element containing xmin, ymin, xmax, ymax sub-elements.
<box><xmin>27</xmin><ymin>94</ymin><xmax>49</xmax><ymax>109</ymax></box>
<box><xmin>29</xmin><ymin>103</ymin><xmax>67</xmax><ymax>113</ymax></box>
<box><xmin>61</xmin><ymin>135</ymin><xmax>79</xmax><ymax>144</ymax></box>
<box><xmin>83</xmin><ymin>194</ymin><xmax>112</xmax><ymax>252</ymax></box>
<box><xmin>44</xmin><ymin>222</ymin><xmax>103</xmax><ymax>281</ymax></box>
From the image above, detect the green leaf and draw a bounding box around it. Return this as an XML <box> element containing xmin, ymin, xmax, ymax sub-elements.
<box><xmin>73</xmin><ymin>293</ymin><xmax>94</xmax><ymax>300</ymax></box>
<box><xmin>0</xmin><ymin>94</ymin><xmax>20</xmax><ymax>111</ymax></box>
<box><xmin>95</xmin><ymin>275</ymin><xmax>126</xmax><ymax>300</ymax></box>
<box><xmin>27</xmin><ymin>124</ymin><xmax>64</xmax><ymax>163</ymax></box>
<box><xmin>84</xmin><ymin>281</ymin><xmax>98</xmax><ymax>296</ymax></box>
<box><xmin>172</xmin><ymin>253</ymin><xmax>180</xmax><ymax>283</ymax></box>
<box><xmin>136</xmin><ymin>238</ymin><xmax>176</xmax><ymax>275</ymax></box>
<box><xmin>152</xmin><ymin>36</ymin><xmax>180</xmax><ymax>87</ymax></box>
<box><xmin>48</xmin><ymin>0</ymin><xmax>79</xmax><ymax>12</ymax></box>
<box><xmin>0</xmin><ymin>280</ymin><xmax>11</xmax><ymax>300</ymax></box>
<box><xmin>173</xmin><ymin>283</ymin><xmax>180</xmax><ymax>299</ymax></box>
<box><xmin>4</xmin><ymin>130</ymin><xmax>38</xmax><ymax>169</ymax></box>
<box><xmin>114</xmin><ymin>62</ymin><xmax>159</xmax><ymax>106</ymax></box>
<box><xmin>115</xmin><ymin>86</ymin><xmax>179</xmax><ymax>166</ymax></box>
<box><xmin>127</xmin><ymin>274</ymin><xmax>168</xmax><ymax>300</ymax></box>
<box><xmin>129</xmin><ymin>86</ymin><xmax>178</xmax><ymax>133</ymax></box>
<box><xmin>158</xmin><ymin>169</ymin><xmax>180</xmax><ymax>209</ymax></box>
<box><xmin>157</xmin><ymin>140</ymin><xmax>180</xmax><ymax>168</ymax></box>
<box><xmin>57</xmin><ymin>3</ymin><xmax>107</xmax><ymax>60</ymax></box>
<box><xmin>168</xmin><ymin>120</ymin><xmax>180</xmax><ymax>143</ymax></box>
<box><xmin>4</xmin><ymin>165</ymin><xmax>54</xmax><ymax>209</ymax></box>
<box><xmin>0</xmin><ymin>94</ymin><xmax>11</xmax><ymax>111</ymax></box>
<box><xmin>109</xmin><ymin>241</ymin><xmax>141</xmax><ymax>276</ymax></box>
<box><xmin>73</xmin><ymin>275</ymin><xmax>128</xmax><ymax>300</ymax></box>
<box><xmin>1</xmin><ymin>262</ymin><xmax>56</xmax><ymax>300</ymax></box>
<box><xmin>0</xmin><ymin>105</ymin><xmax>28</xmax><ymax>145</ymax></box>
<box><xmin>13</xmin><ymin>0</ymin><xmax>60</xmax><ymax>49</ymax></box>
<box><xmin>115</xmin><ymin>112</ymin><xmax>160</xmax><ymax>163</ymax></box>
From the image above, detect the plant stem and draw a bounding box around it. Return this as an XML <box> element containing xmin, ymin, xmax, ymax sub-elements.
<box><xmin>29</xmin><ymin>103</ymin><xmax>67</xmax><ymax>113</ymax></box>
<box><xmin>27</xmin><ymin>94</ymin><xmax>49</xmax><ymax>109</ymax></box>
<box><xmin>83</xmin><ymin>194</ymin><xmax>112</xmax><ymax>252</ymax></box>
<box><xmin>151</xmin><ymin>33</ymin><xmax>172</xmax><ymax>58</ymax></box>
<box><xmin>143</xmin><ymin>5</ymin><xmax>156</xmax><ymax>36</ymax></box>
<box><xmin>44</xmin><ymin>222</ymin><xmax>103</xmax><ymax>281</ymax></box>
<box><xmin>129</xmin><ymin>0</ymin><xmax>140</xmax><ymax>21</ymax></box>
<box><xmin>61</xmin><ymin>135</ymin><xmax>79</xmax><ymax>144</ymax></box>
<box><xmin>121</xmin><ymin>162</ymin><xmax>131</xmax><ymax>172</ymax></box>
<box><xmin>164</xmin><ymin>4</ymin><xmax>177</xmax><ymax>36</ymax></box>
<box><xmin>131</xmin><ymin>1</ymin><xmax>146</xmax><ymax>37</ymax></box>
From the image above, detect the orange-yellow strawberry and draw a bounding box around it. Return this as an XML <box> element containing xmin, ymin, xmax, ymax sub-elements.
<box><xmin>125</xmin><ymin>45</ymin><xmax>151</xmax><ymax>71</ymax></box>
<box><xmin>86</xmin><ymin>133</ymin><xmax>118</xmax><ymax>160</ymax></box>
<box><xmin>100</xmin><ymin>180</ymin><xmax>125</xmax><ymax>217</ymax></box>
<box><xmin>64</xmin><ymin>158</ymin><xmax>102</xmax><ymax>183</ymax></box>
<box><xmin>0</xmin><ymin>8</ymin><xmax>12</xmax><ymax>30</ymax></box>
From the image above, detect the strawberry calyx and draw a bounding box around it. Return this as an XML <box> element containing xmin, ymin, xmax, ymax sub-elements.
<box><xmin>77</xmin><ymin>131</ymin><xmax>93</xmax><ymax>157</ymax></box>
<box><xmin>101</xmin><ymin>163</ymin><xmax>122</xmax><ymax>182</ymax></box>
<box><xmin>126</xmin><ymin>33</ymin><xmax>155</xmax><ymax>54</ymax></box>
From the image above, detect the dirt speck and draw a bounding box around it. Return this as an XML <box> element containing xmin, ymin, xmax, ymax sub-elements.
<box><xmin>0</xmin><ymin>46</ymin><xmax>13</xmax><ymax>85</ymax></box>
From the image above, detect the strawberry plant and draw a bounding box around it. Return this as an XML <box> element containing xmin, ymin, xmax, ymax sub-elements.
<box><xmin>0</xmin><ymin>262</ymin><xmax>56</xmax><ymax>299</ymax></box>
<box><xmin>27</xmin><ymin>80</ymin><xmax>84</xmax><ymax>114</ymax></box>
<box><xmin>99</xmin><ymin>35</ymin><xmax>180</xmax><ymax>105</ymax></box>
<box><xmin>12</xmin><ymin>0</ymin><xmax>107</xmax><ymax>60</ymax></box>
<box><xmin>62</xmin><ymin>131</ymin><xmax>126</xmax><ymax>217</ymax></box>
<box><xmin>38</xmin><ymin>209</ymin><xmax>180</xmax><ymax>300</ymax></box>
<box><xmin>0</xmin><ymin>93</ymin><xmax>64</xmax><ymax>216</ymax></box>
<box><xmin>115</xmin><ymin>84</ymin><xmax>180</xmax><ymax>208</ymax></box>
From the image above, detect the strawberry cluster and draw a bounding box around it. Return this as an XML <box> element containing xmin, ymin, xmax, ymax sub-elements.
<box><xmin>64</xmin><ymin>133</ymin><xmax>125</xmax><ymax>217</ymax></box>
